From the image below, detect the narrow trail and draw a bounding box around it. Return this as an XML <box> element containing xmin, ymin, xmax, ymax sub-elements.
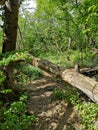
<box><xmin>25</xmin><ymin>72</ymin><xmax>82</xmax><ymax>130</ymax></box>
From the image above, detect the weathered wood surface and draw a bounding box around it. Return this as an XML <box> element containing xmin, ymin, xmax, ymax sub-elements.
<box><xmin>12</xmin><ymin>54</ymin><xmax>98</xmax><ymax>102</ymax></box>
<box><xmin>62</xmin><ymin>69</ymin><xmax>98</xmax><ymax>102</ymax></box>
<box><xmin>80</xmin><ymin>66</ymin><xmax>98</xmax><ymax>74</ymax></box>
<box><xmin>27</xmin><ymin>55</ymin><xmax>98</xmax><ymax>103</ymax></box>
<box><xmin>28</xmin><ymin>56</ymin><xmax>63</xmax><ymax>76</ymax></box>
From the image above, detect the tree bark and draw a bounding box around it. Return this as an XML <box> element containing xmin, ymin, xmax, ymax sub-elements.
<box><xmin>2</xmin><ymin>0</ymin><xmax>19</xmax><ymax>53</ymax></box>
<box><xmin>62</xmin><ymin>69</ymin><xmax>98</xmax><ymax>102</ymax></box>
<box><xmin>3</xmin><ymin>54</ymin><xmax>98</xmax><ymax>102</ymax></box>
<box><xmin>28</xmin><ymin>56</ymin><xmax>98</xmax><ymax>103</ymax></box>
<box><xmin>1</xmin><ymin>0</ymin><xmax>19</xmax><ymax>100</ymax></box>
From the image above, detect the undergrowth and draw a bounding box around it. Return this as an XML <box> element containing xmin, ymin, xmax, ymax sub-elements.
<box><xmin>0</xmin><ymin>51</ymin><xmax>39</xmax><ymax>130</ymax></box>
<box><xmin>40</xmin><ymin>49</ymin><xmax>98</xmax><ymax>67</ymax></box>
<box><xmin>0</xmin><ymin>93</ymin><xmax>38</xmax><ymax>130</ymax></box>
<box><xmin>0</xmin><ymin>50</ymin><xmax>98</xmax><ymax>130</ymax></box>
<box><xmin>76</xmin><ymin>103</ymin><xmax>98</xmax><ymax>130</ymax></box>
<box><xmin>53</xmin><ymin>85</ymin><xmax>80</xmax><ymax>105</ymax></box>
<box><xmin>15</xmin><ymin>63</ymin><xmax>42</xmax><ymax>84</ymax></box>
<box><xmin>53</xmin><ymin>85</ymin><xmax>98</xmax><ymax>130</ymax></box>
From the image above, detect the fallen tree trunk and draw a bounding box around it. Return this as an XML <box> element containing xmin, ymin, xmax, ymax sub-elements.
<box><xmin>28</xmin><ymin>55</ymin><xmax>98</xmax><ymax>103</ymax></box>
<box><xmin>80</xmin><ymin>66</ymin><xmax>98</xmax><ymax>74</ymax></box>
<box><xmin>62</xmin><ymin>69</ymin><xmax>98</xmax><ymax>102</ymax></box>
<box><xmin>28</xmin><ymin>56</ymin><xmax>63</xmax><ymax>76</ymax></box>
<box><xmin>6</xmin><ymin>53</ymin><xmax>98</xmax><ymax>102</ymax></box>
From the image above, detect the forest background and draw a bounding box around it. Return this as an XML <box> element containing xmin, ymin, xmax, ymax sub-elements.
<box><xmin>0</xmin><ymin>0</ymin><xmax>98</xmax><ymax>130</ymax></box>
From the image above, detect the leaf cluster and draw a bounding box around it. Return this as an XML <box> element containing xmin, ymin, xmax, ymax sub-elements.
<box><xmin>0</xmin><ymin>94</ymin><xmax>38</xmax><ymax>130</ymax></box>
<box><xmin>15</xmin><ymin>63</ymin><xmax>42</xmax><ymax>84</ymax></box>
<box><xmin>77</xmin><ymin>102</ymin><xmax>98</xmax><ymax>130</ymax></box>
<box><xmin>0</xmin><ymin>51</ymin><xmax>31</xmax><ymax>67</ymax></box>
<box><xmin>53</xmin><ymin>85</ymin><xmax>79</xmax><ymax>105</ymax></box>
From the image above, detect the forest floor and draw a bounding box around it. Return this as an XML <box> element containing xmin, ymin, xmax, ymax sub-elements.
<box><xmin>24</xmin><ymin>71</ymin><xmax>85</xmax><ymax>130</ymax></box>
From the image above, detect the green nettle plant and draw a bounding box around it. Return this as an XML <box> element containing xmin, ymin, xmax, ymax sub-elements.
<box><xmin>16</xmin><ymin>63</ymin><xmax>42</xmax><ymax>81</ymax></box>
<box><xmin>0</xmin><ymin>94</ymin><xmax>38</xmax><ymax>130</ymax></box>
<box><xmin>53</xmin><ymin>85</ymin><xmax>79</xmax><ymax>105</ymax></box>
<box><xmin>76</xmin><ymin>103</ymin><xmax>98</xmax><ymax>130</ymax></box>
<box><xmin>53</xmin><ymin>89</ymin><xmax>66</xmax><ymax>100</ymax></box>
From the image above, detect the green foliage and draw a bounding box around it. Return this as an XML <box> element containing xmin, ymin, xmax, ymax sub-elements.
<box><xmin>0</xmin><ymin>51</ymin><xmax>39</xmax><ymax>130</ymax></box>
<box><xmin>53</xmin><ymin>85</ymin><xmax>79</xmax><ymax>105</ymax></box>
<box><xmin>17</xmin><ymin>0</ymin><xmax>98</xmax><ymax>67</ymax></box>
<box><xmin>0</xmin><ymin>30</ymin><xmax>3</xmax><ymax>52</ymax></box>
<box><xmin>15</xmin><ymin>63</ymin><xmax>42</xmax><ymax>84</ymax></box>
<box><xmin>0</xmin><ymin>70</ymin><xmax>9</xmax><ymax>98</ymax></box>
<box><xmin>0</xmin><ymin>94</ymin><xmax>38</xmax><ymax>130</ymax></box>
<box><xmin>0</xmin><ymin>50</ymin><xmax>42</xmax><ymax>87</ymax></box>
<box><xmin>17</xmin><ymin>63</ymin><xmax>42</xmax><ymax>79</ymax></box>
<box><xmin>53</xmin><ymin>86</ymin><xmax>98</xmax><ymax>129</ymax></box>
<box><xmin>0</xmin><ymin>89</ymin><xmax>12</xmax><ymax>94</ymax></box>
<box><xmin>0</xmin><ymin>1</ymin><xmax>97</xmax><ymax>129</ymax></box>
<box><xmin>0</xmin><ymin>70</ymin><xmax>6</xmax><ymax>85</ymax></box>
<box><xmin>70</xmin><ymin>49</ymin><xmax>98</xmax><ymax>67</ymax></box>
<box><xmin>77</xmin><ymin>103</ymin><xmax>98</xmax><ymax>130</ymax></box>
<box><xmin>39</xmin><ymin>49</ymin><xmax>98</xmax><ymax>68</ymax></box>
<box><xmin>0</xmin><ymin>51</ymin><xmax>31</xmax><ymax>67</ymax></box>
<box><xmin>53</xmin><ymin>89</ymin><xmax>66</xmax><ymax>100</ymax></box>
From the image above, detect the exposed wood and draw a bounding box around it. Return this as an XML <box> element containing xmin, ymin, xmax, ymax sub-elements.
<box><xmin>28</xmin><ymin>56</ymin><xmax>63</xmax><ymax>76</ymax></box>
<box><xmin>62</xmin><ymin>69</ymin><xmax>98</xmax><ymax>102</ymax></box>
<box><xmin>27</xmin><ymin>55</ymin><xmax>98</xmax><ymax>103</ymax></box>
<box><xmin>80</xmin><ymin>67</ymin><xmax>98</xmax><ymax>74</ymax></box>
<box><xmin>6</xmin><ymin>54</ymin><xmax>98</xmax><ymax>103</ymax></box>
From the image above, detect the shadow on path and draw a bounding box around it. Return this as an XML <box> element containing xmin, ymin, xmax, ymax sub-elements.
<box><xmin>25</xmin><ymin>72</ymin><xmax>82</xmax><ymax>130</ymax></box>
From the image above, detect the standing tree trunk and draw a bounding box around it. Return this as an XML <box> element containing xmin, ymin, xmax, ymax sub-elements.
<box><xmin>1</xmin><ymin>0</ymin><xmax>19</xmax><ymax>100</ymax></box>
<box><xmin>2</xmin><ymin>0</ymin><xmax>19</xmax><ymax>53</ymax></box>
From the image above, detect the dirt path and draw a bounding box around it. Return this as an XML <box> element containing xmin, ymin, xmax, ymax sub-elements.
<box><xmin>25</xmin><ymin>72</ymin><xmax>83</xmax><ymax>130</ymax></box>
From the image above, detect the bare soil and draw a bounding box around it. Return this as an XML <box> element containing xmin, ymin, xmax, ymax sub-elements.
<box><xmin>25</xmin><ymin>71</ymin><xmax>83</xmax><ymax>130</ymax></box>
